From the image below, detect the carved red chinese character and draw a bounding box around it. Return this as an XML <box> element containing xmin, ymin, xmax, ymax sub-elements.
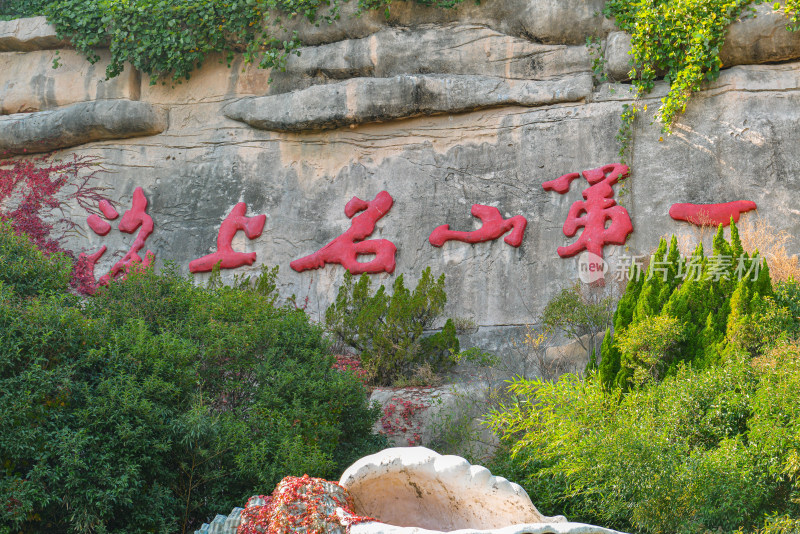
<box><xmin>543</xmin><ymin>163</ymin><xmax>632</xmax><ymax>259</ymax></box>
<box><xmin>429</xmin><ymin>204</ymin><xmax>527</xmax><ymax>247</ymax></box>
<box><xmin>291</xmin><ymin>191</ymin><xmax>397</xmax><ymax>275</ymax></box>
<box><xmin>80</xmin><ymin>187</ymin><xmax>155</xmax><ymax>288</ymax></box>
<box><xmin>97</xmin><ymin>187</ymin><xmax>155</xmax><ymax>285</ymax></box>
<box><xmin>189</xmin><ymin>202</ymin><xmax>267</xmax><ymax>273</ymax></box>
<box><xmin>669</xmin><ymin>200</ymin><xmax>757</xmax><ymax>226</ymax></box>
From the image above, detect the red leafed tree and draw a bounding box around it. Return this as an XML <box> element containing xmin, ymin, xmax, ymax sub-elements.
<box><xmin>0</xmin><ymin>154</ymin><xmax>111</xmax><ymax>294</ymax></box>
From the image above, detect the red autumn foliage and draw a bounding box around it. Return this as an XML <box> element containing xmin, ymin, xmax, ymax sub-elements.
<box><xmin>237</xmin><ymin>475</ymin><xmax>375</xmax><ymax>534</ymax></box>
<box><xmin>380</xmin><ymin>397</ymin><xmax>429</xmax><ymax>446</ymax></box>
<box><xmin>0</xmin><ymin>155</ymin><xmax>111</xmax><ymax>294</ymax></box>
<box><xmin>333</xmin><ymin>355</ymin><xmax>370</xmax><ymax>385</ymax></box>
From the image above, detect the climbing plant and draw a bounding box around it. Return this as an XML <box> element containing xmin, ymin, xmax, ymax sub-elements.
<box><xmin>603</xmin><ymin>0</ymin><xmax>799</xmax><ymax>134</ymax></box>
<box><xmin>0</xmin><ymin>0</ymin><xmax>466</xmax><ymax>84</ymax></box>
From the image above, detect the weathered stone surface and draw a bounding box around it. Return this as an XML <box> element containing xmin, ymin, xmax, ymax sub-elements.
<box><xmin>277</xmin><ymin>0</ymin><xmax>615</xmax><ymax>48</ymax></box>
<box><xmin>339</xmin><ymin>448</ymin><xmax>626</xmax><ymax>534</ymax></box>
<box><xmin>0</xmin><ymin>100</ymin><xmax>167</xmax><ymax>157</ymax></box>
<box><xmin>0</xmin><ymin>16</ymin><xmax>66</xmax><ymax>52</ymax></box>
<box><xmin>194</xmin><ymin>509</ymin><xmax>243</xmax><ymax>534</ymax></box>
<box><xmin>267</xmin><ymin>25</ymin><xmax>592</xmax><ymax>95</ymax></box>
<box><xmin>195</xmin><ymin>453</ymin><xmax>626</xmax><ymax>534</ymax></box>
<box><xmin>0</xmin><ymin>50</ymin><xmax>140</xmax><ymax>115</ymax></box>
<box><xmin>27</xmin><ymin>60</ymin><xmax>794</xmax><ymax>353</ymax></box>
<box><xmin>604</xmin><ymin>5</ymin><xmax>800</xmax><ymax>81</ymax></box>
<box><xmin>351</xmin><ymin>522</ymin><xmax>627</xmax><ymax>534</ymax></box>
<box><xmin>224</xmin><ymin>74</ymin><xmax>594</xmax><ymax>131</ymax></box>
<box><xmin>721</xmin><ymin>3</ymin><xmax>800</xmax><ymax>66</ymax></box>
<box><xmin>603</xmin><ymin>31</ymin><xmax>633</xmax><ymax>82</ymax></box>
<box><xmin>0</xmin><ymin>9</ymin><xmax>799</xmax><ymax>352</ymax></box>
<box><xmin>339</xmin><ymin>447</ymin><xmax>550</xmax><ymax>530</ymax></box>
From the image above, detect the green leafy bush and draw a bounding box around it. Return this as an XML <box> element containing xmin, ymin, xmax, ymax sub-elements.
<box><xmin>0</xmin><ymin>224</ymin><xmax>384</xmax><ymax>533</ymax></box>
<box><xmin>325</xmin><ymin>268</ymin><xmax>459</xmax><ymax>386</ymax></box>
<box><xmin>0</xmin><ymin>0</ymin><xmax>48</xmax><ymax>20</ymax></box>
<box><xmin>541</xmin><ymin>282</ymin><xmax>615</xmax><ymax>373</ymax></box>
<box><xmin>486</xmin><ymin>346</ymin><xmax>800</xmax><ymax>534</ymax></box>
<box><xmin>0</xmin><ymin>220</ymin><xmax>72</xmax><ymax>297</ymax></box>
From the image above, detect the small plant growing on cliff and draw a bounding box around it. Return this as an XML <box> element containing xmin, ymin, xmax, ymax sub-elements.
<box><xmin>325</xmin><ymin>267</ymin><xmax>460</xmax><ymax>386</ymax></box>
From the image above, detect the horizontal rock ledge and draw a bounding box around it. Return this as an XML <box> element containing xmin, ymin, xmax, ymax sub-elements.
<box><xmin>264</xmin><ymin>24</ymin><xmax>592</xmax><ymax>97</ymax></box>
<box><xmin>224</xmin><ymin>74</ymin><xmax>594</xmax><ymax>132</ymax></box>
<box><xmin>0</xmin><ymin>100</ymin><xmax>167</xmax><ymax>157</ymax></box>
<box><xmin>0</xmin><ymin>16</ymin><xmax>67</xmax><ymax>52</ymax></box>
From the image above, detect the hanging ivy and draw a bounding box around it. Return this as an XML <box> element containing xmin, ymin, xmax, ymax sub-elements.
<box><xmin>0</xmin><ymin>0</ymin><xmax>466</xmax><ymax>83</ymax></box>
<box><xmin>604</xmin><ymin>0</ymin><xmax>799</xmax><ymax>133</ymax></box>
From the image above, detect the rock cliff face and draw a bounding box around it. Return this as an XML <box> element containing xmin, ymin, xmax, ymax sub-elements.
<box><xmin>1</xmin><ymin>2</ymin><xmax>799</xmax><ymax>351</ymax></box>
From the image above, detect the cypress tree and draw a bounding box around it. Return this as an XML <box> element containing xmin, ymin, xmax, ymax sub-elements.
<box><xmin>598</xmin><ymin>326</ymin><xmax>620</xmax><ymax>386</ymax></box>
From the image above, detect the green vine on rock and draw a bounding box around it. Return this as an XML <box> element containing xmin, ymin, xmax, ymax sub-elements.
<box><xmin>0</xmin><ymin>0</ymin><xmax>466</xmax><ymax>84</ymax></box>
<box><xmin>604</xmin><ymin>0</ymin><xmax>799</xmax><ymax>134</ymax></box>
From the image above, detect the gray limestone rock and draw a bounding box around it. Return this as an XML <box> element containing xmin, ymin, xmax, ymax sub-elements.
<box><xmin>0</xmin><ymin>100</ymin><xmax>167</xmax><ymax>157</ymax></box>
<box><xmin>0</xmin><ymin>49</ymin><xmax>141</xmax><ymax>115</ymax></box>
<box><xmin>721</xmin><ymin>2</ymin><xmax>800</xmax><ymax>66</ymax></box>
<box><xmin>276</xmin><ymin>0</ymin><xmax>615</xmax><ymax>47</ymax></box>
<box><xmin>194</xmin><ymin>508</ymin><xmax>243</xmax><ymax>534</ymax></box>
<box><xmin>603</xmin><ymin>32</ymin><xmax>633</xmax><ymax>82</ymax></box>
<box><xmin>267</xmin><ymin>24</ymin><xmax>592</xmax><ymax>96</ymax></box>
<box><xmin>224</xmin><ymin>74</ymin><xmax>594</xmax><ymax>131</ymax></box>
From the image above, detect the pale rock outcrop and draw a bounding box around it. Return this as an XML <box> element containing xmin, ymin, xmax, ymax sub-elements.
<box><xmin>0</xmin><ymin>49</ymin><xmax>140</xmax><ymax>115</ymax></box>
<box><xmin>0</xmin><ymin>100</ymin><xmax>167</xmax><ymax>156</ymax></box>
<box><xmin>223</xmin><ymin>74</ymin><xmax>594</xmax><ymax>131</ymax></box>
<box><xmin>278</xmin><ymin>0</ymin><xmax>615</xmax><ymax>48</ymax></box>
<box><xmin>341</xmin><ymin>448</ymin><xmax>626</xmax><ymax>534</ymax></box>
<box><xmin>338</xmin><ymin>447</ymin><xmax>556</xmax><ymax>530</ymax></box>
<box><xmin>267</xmin><ymin>25</ymin><xmax>592</xmax><ymax>95</ymax></box>
<box><xmin>0</xmin><ymin>16</ymin><xmax>66</xmax><ymax>52</ymax></box>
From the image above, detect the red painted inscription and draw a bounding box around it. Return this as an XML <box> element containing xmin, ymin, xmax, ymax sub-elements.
<box><xmin>429</xmin><ymin>204</ymin><xmax>527</xmax><ymax>247</ymax></box>
<box><xmin>669</xmin><ymin>201</ymin><xmax>757</xmax><ymax>226</ymax></box>
<box><xmin>543</xmin><ymin>163</ymin><xmax>632</xmax><ymax>259</ymax></box>
<box><xmin>291</xmin><ymin>191</ymin><xmax>397</xmax><ymax>274</ymax></box>
<box><xmin>189</xmin><ymin>202</ymin><xmax>267</xmax><ymax>273</ymax></box>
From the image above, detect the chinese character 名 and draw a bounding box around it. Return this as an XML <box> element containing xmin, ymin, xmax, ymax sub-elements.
<box><xmin>80</xmin><ymin>187</ymin><xmax>155</xmax><ymax>287</ymax></box>
<box><xmin>290</xmin><ymin>191</ymin><xmax>397</xmax><ymax>275</ymax></box>
<box><xmin>429</xmin><ymin>204</ymin><xmax>527</xmax><ymax>248</ymax></box>
<box><xmin>189</xmin><ymin>203</ymin><xmax>266</xmax><ymax>273</ymax></box>
<box><xmin>542</xmin><ymin>163</ymin><xmax>633</xmax><ymax>260</ymax></box>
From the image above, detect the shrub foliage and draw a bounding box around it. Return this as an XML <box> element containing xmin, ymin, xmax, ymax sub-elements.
<box><xmin>0</xmin><ymin>224</ymin><xmax>383</xmax><ymax>533</ymax></box>
<box><xmin>325</xmin><ymin>268</ymin><xmax>459</xmax><ymax>386</ymax></box>
<box><xmin>486</xmin><ymin>222</ymin><xmax>800</xmax><ymax>534</ymax></box>
<box><xmin>487</xmin><ymin>347</ymin><xmax>800</xmax><ymax>534</ymax></box>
